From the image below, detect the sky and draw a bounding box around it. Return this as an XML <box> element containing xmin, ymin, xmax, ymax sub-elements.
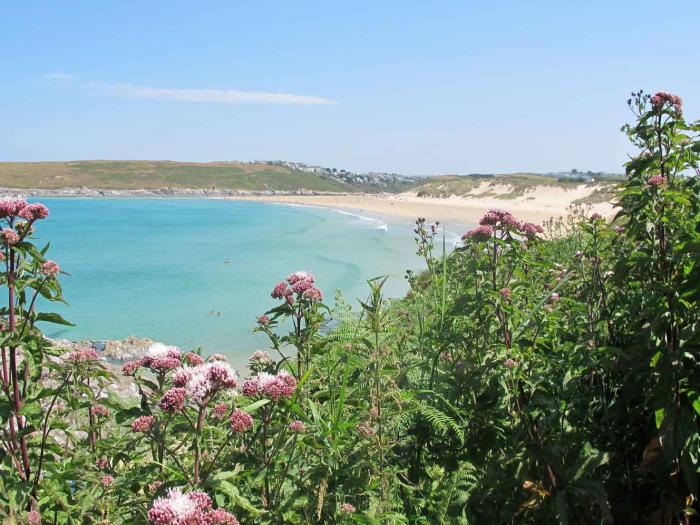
<box><xmin>1</xmin><ymin>1</ymin><xmax>699</xmax><ymax>176</ymax></box>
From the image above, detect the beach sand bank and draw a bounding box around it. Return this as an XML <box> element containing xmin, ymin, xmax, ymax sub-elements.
<box><xmin>228</xmin><ymin>187</ymin><xmax>615</xmax><ymax>225</ymax></box>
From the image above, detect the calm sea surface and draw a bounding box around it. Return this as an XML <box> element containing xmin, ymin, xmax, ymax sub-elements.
<box><xmin>32</xmin><ymin>198</ymin><xmax>465</xmax><ymax>365</ymax></box>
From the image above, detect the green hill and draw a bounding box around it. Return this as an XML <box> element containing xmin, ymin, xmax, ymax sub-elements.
<box><xmin>0</xmin><ymin>160</ymin><xmax>357</xmax><ymax>192</ymax></box>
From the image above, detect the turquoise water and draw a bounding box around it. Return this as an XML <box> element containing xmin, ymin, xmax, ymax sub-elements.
<box><xmin>33</xmin><ymin>198</ymin><xmax>450</xmax><ymax>364</ymax></box>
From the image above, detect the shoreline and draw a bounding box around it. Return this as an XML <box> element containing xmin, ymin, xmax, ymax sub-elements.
<box><xmin>0</xmin><ymin>186</ymin><xmax>615</xmax><ymax>224</ymax></box>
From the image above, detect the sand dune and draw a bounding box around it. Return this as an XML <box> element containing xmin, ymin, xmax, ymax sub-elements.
<box><xmin>233</xmin><ymin>182</ymin><xmax>615</xmax><ymax>224</ymax></box>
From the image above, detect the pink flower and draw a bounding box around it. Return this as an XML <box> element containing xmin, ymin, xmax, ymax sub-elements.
<box><xmin>271</xmin><ymin>281</ymin><xmax>291</xmax><ymax>299</ymax></box>
<box><xmin>211</xmin><ymin>404</ymin><xmax>229</xmax><ymax>420</ymax></box>
<box><xmin>132</xmin><ymin>415</ymin><xmax>156</xmax><ymax>433</ymax></box>
<box><xmin>96</xmin><ymin>457</ymin><xmax>109</xmax><ymax>470</ymax></box>
<box><xmin>291</xmin><ymin>278</ymin><xmax>314</xmax><ymax>294</ymax></box>
<box><xmin>61</xmin><ymin>348</ymin><xmax>100</xmax><ymax>364</ymax></box>
<box><xmin>651</xmin><ymin>91</ymin><xmax>682</xmax><ymax>113</ymax></box>
<box><xmin>549</xmin><ymin>292</ymin><xmax>561</xmax><ymax>303</ymax></box>
<box><xmin>40</xmin><ymin>260</ymin><xmax>60</xmax><ymax>277</ymax></box>
<box><xmin>462</xmin><ymin>225</ymin><xmax>493</xmax><ymax>242</ymax></box>
<box><xmin>520</xmin><ymin>222</ymin><xmax>544</xmax><ymax>239</ymax></box>
<box><xmin>479</xmin><ymin>209</ymin><xmax>521</xmax><ymax>230</ymax></box>
<box><xmin>160</xmin><ymin>388</ymin><xmax>187</xmax><ymax>413</ymax></box>
<box><xmin>208</xmin><ymin>353</ymin><xmax>227</xmax><ymax>362</ymax></box>
<box><xmin>122</xmin><ymin>359</ymin><xmax>142</xmax><ymax>376</ymax></box>
<box><xmin>229</xmin><ymin>409</ymin><xmax>253</xmax><ymax>433</ymax></box>
<box><xmin>302</xmin><ymin>287</ymin><xmax>323</xmax><ymax>302</ymax></box>
<box><xmin>357</xmin><ymin>421</ymin><xmax>375</xmax><ymax>439</ymax></box>
<box><xmin>289</xmin><ymin>420</ymin><xmax>306</xmax><ymax>433</ymax></box>
<box><xmin>500</xmin><ymin>288</ymin><xmax>511</xmax><ymax>300</ymax></box>
<box><xmin>256</xmin><ymin>315</ymin><xmax>270</xmax><ymax>326</ymax></box>
<box><xmin>0</xmin><ymin>198</ymin><xmax>28</xmax><ymax>219</ymax></box>
<box><xmin>241</xmin><ymin>371</ymin><xmax>297</xmax><ymax>400</ymax></box>
<box><xmin>504</xmin><ymin>358</ymin><xmax>517</xmax><ymax>368</ymax></box>
<box><xmin>91</xmin><ymin>405</ymin><xmax>109</xmax><ymax>418</ymax></box>
<box><xmin>205</xmin><ymin>509</ymin><xmax>240</xmax><ymax>525</ymax></box>
<box><xmin>614</xmin><ymin>225</ymin><xmax>625</xmax><ymax>234</ymax></box>
<box><xmin>142</xmin><ymin>343</ymin><xmax>182</xmax><ymax>371</ymax></box>
<box><xmin>101</xmin><ymin>474</ymin><xmax>114</xmax><ymax>487</ymax></box>
<box><xmin>19</xmin><ymin>203</ymin><xmax>50</xmax><ymax>221</ymax></box>
<box><xmin>27</xmin><ymin>510</ymin><xmax>41</xmax><ymax>525</ymax></box>
<box><xmin>172</xmin><ymin>361</ymin><xmax>238</xmax><ymax>405</ymax></box>
<box><xmin>184</xmin><ymin>352</ymin><xmax>204</xmax><ymax>366</ymax></box>
<box><xmin>646</xmin><ymin>175</ymin><xmax>666</xmax><ymax>187</ymax></box>
<box><xmin>340</xmin><ymin>503</ymin><xmax>356</xmax><ymax>514</ymax></box>
<box><xmin>287</xmin><ymin>271</ymin><xmax>315</xmax><ymax>285</ymax></box>
<box><xmin>249</xmin><ymin>351</ymin><xmax>275</xmax><ymax>373</ymax></box>
<box><xmin>589</xmin><ymin>213</ymin><xmax>603</xmax><ymax>222</ymax></box>
<box><xmin>148</xmin><ymin>488</ymin><xmax>212</xmax><ymax>525</ymax></box>
<box><xmin>1</xmin><ymin>228</ymin><xmax>20</xmax><ymax>246</ymax></box>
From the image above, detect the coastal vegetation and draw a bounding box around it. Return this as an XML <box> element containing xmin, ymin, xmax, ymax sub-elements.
<box><xmin>1</xmin><ymin>91</ymin><xmax>699</xmax><ymax>524</ymax></box>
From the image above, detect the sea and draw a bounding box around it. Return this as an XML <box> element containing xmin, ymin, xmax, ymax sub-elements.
<box><xmin>32</xmin><ymin>198</ymin><xmax>466</xmax><ymax>366</ymax></box>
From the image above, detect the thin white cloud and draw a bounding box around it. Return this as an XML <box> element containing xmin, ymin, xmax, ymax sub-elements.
<box><xmin>44</xmin><ymin>72</ymin><xmax>75</xmax><ymax>81</ymax></box>
<box><xmin>45</xmin><ymin>73</ymin><xmax>336</xmax><ymax>105</ymax></box>
<box><xmin>101</xmin><ymin>83</ymin><xmax>337</xmax><ymax>105</ymax></box>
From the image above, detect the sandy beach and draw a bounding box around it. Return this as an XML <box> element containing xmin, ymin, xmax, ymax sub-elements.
<box><xmin>228</xmin><ymin>184</ymin><xmax>615</xmax><ymax>225</ymax></box>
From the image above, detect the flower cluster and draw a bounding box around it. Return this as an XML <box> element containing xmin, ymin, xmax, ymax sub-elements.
<box><xmin>646</xmin><ymin>175</ymin><xmax>666</xmax><ymax>188</ymax></box>
<box><xmin>61</xmin><ymin>348</ymin><xmax>100</xmax><ymax>364</ymax></box>
<box><xmin>148</xmin><ymin>488</ymin><xmax>239</xmax><ymax>525</ymax></box>
<box><xmin>462</xmin><ymin>225</ymin><xmax>493</xmax><ymax>242</ymax></box>
<box><xmin>479</xmin><ymin>208</ymin><xmax>521</xmax><ymax>230</ymax></box>
<box><xmin>462</xmin><ymin>209</ymin><xmax>544</xmax><ymax>243</ymax></box>
<box><xmin>142</xmin><ymin>343</ymin><xmax>183</xmax><ymax>372</ymax></box>
<box><xmin>184</xmin><ymin>352</ymin><xmax>204</xmax><ymax>366</ymax></box>
<box><xmin>27</xmin><ymin>510</ymin><xmax>41</xmax><ymax>525</ymax></box>
<box><xmin>241</xmin><ymin>370</ymin><xmax>297</xmax><ymax>401</ymax></box>
<box><xmin>172</xmin><ymin>361</ymin><xmax>238</xmax><ymax>405</ymax></box>
<box><xmin>357</xmin><ymin>421</ymin><xmax>375</xmax><ymax>439</ymax></box>
<box><xmin>132</xmin><ymin>415</ymin><xmax>156</xmax><ymax>433</ymax></box>
<box><xmin>270</xmin><ymin>271</ymin><xmax>323</xmax><ymax>303</ymax></box>
<box><xmin>1</xmin><ymin>228</ymin><xmax>20</xmax><ymax>246</ymax></box>
<box><xmin>40</xmin><ymin>260</ymin><xmax>61</xmax><ymax>277</ymax></box>
<box><xmin>248</xmin><ymin>350</ymin><xmax>275</xmax><ymax>374</ymax></box>
<box><xmin>160</xmin><ymin>388</ymin><xmax>187</xmax><ymax>413</ymax></box>
<box><xmin>289</xmin><ymin>420</ymin><xmax>306</xmax><ymax>433</ymax></box>
<box><xmin>122</xmin><ymin>359</ymin><xmax>141</xmax><ymax>376</ymax></box>
<box><xmin>520</xmin><ymin>222</ymin><xmax>545</xmax><ymax>239</ymax></box>
<box><xmin>211</xmin><ymin>404</ymin><xmax>229</xmax><ymax>420</ymax></box>
<box><xmin>229</xmin><ymin>409</ymin><xmax>253</xmax><ymax>433</ymax></box>
<box><xmin>0</xmin><ymin>199</ymin><xmax>50</xmax><ymax>221</ymax></box>
<box><xmin>650</xmin><ymin>91</ymin><xmax>682</xmax><ymax>114</ymax></box>
<box><xmin>91</xmin><ymin>405</ymin><xmax>109</xmax><ymax>418</ymax></box>
<box><xmin>340</xmin><ymin>503</ymin><xmax>356</xmax><ymax>514</ymax></box>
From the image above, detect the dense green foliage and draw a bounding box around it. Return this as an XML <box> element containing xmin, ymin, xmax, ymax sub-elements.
<box><xmin>1</xmin><ymin>91</ymin><xmax>699</xmax><ymax>524</ymax></box>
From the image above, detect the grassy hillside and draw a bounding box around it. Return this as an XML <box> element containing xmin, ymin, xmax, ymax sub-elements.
<box><xmin>0</xmin><ymin>160</ymin><xmax>356</xmax><ymax>192</ymax></box>
<box><xmin>411</xmin><ymin>173</ymin><xmax>620</xmax><ymax>202</ymax></box>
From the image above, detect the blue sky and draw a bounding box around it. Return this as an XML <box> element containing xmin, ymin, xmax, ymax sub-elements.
<box><xmin>1</xmin><ymin>1</ymin><xmax>698</xmax><ymax>175</ymax></box>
